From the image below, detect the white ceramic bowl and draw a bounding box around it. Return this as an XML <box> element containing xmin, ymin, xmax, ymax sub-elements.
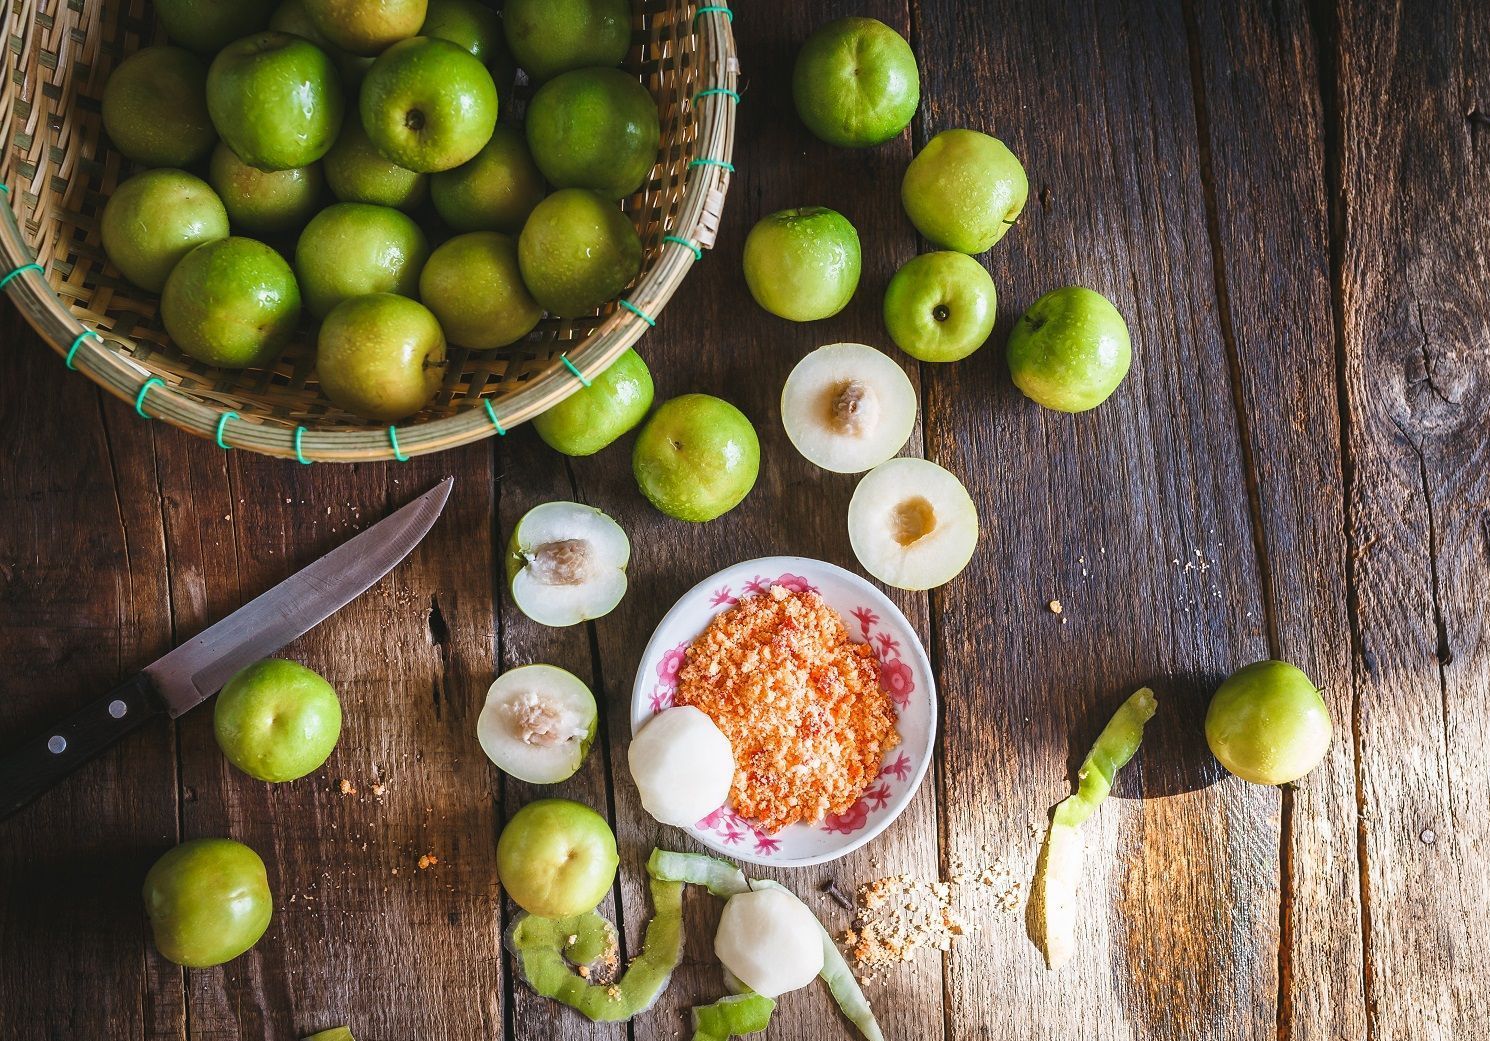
<box><xmin>630</xmin><ymin>555</ymin><xmax>936</xmax><ymax>867</ymax></box>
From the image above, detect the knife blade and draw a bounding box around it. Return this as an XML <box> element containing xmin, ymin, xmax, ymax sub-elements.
<box><xmin>145</xmin><ymin>475</ymin><xmax>453</xmax><ymax>716</ymax></box>
<box><xmin>0</xmin><ymin>476</ymin><xmax>453</xmax><ymax>821</ymax></box>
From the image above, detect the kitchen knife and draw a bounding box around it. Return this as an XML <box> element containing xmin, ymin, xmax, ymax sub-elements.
<box><xmin>0</xmin><ymin>476</ymin><xmax>454</xmax><ymax>821</ymax></box>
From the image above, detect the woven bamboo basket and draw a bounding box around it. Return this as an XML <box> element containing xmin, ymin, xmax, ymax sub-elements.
<box><xmin>0</xmin><ymin>0</ymin><xmax>736</xmax><ymax>462</ymax></box>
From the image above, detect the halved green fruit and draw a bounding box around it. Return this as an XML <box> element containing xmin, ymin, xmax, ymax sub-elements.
<box><xmin>506</xmin><ymin>501</ymin><xmax>630</xmax><ymax>627</ymax></box>
<box><xmin>477</xmin><ymin>664</ymin><xmax>597</xmax><ymax>784</ymax></box>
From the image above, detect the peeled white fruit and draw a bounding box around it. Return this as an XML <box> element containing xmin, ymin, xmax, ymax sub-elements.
<box><xmin>714</xmin><ymin>887</ymin><xmax>825</xmax><ymax>998</ymax></box>
<box><xmin>507</xmin><ymin>501</ymin><xmax>630</xmax><ymax>627</ymax></box>
<box><xmin>848</xmin><ymin>457</ymin><xmax>979</xmax><ymax>590</ymax></box>
<box><xmin>477</xmin><ymin>664</ymin><xmax>597</xmax><ymax>784</ymax></box>
<box><xmin>628</xmin><ymin>706</ymin><xmax>735</xmax><ymax>827</ymax></box>
<box><xmin>780</xmin><ymin>342</ymin><xmax>918</xmax><ymax>473</ymax></box>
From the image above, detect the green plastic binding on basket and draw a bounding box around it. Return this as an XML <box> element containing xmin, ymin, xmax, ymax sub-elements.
<box><xmin>619</xmin><ymin>298</ymin><xmax>657</xmax><ymax>327</ymax></box>
<box><xmin>560</xmin><ymin>353</ymin><xmax>592</xmax><ymax>387</ymax></box>
<box><xmin>482</xmin><ymin>398</ymin><xmax>506</xmax><ymax>435</ymax></box>
<box><xmin>134</xmin><ymin>376</ymin><xmax>165</xmax><ymax>418</ymax></box>
<box><xmin>662</xmin><ymin>234</ymin><xmax>703</xmax><ymax>260</ymax></box>
<box><xmin>693</xmin><ymin>87</ymin><xmax>740</xmax><ymax>104</ymax></box>
<box><xmin>688</xmin><ymin>157</ymin><xmax>735</xmax><ymax>172</ymax></box>
<box><xmin>694</xmin><ymin>4</ymin><xmax>732</xmax><ymax>24</ymax></box>
<box><xmin>65</xmin><ymin>329</ymin><xmax>100</xmax><ymax>370</ymax></box>
<box><xmin>293</xmin><ymin>426</ymin><xmax>312</xmax><ymax>464</ymax></box>
<box><xmin>0</xmin><ymin>262</ymin><xmax>43</xmax><ymax>291</ymax></box>
<box><xmin>388</xmin><ymin>425</ymin><xmax>410</xmax><ymax>461</ymax></box>
<box><xmin>215</xmin><ymin>411</ymin><xmax>239</xmax><ymax>450</ymax></box>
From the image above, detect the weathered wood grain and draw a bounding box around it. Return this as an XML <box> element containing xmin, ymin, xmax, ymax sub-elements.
<box><xmin>1335</xmin><ymin>1</ymin><xmax>1490</xmax><ymax>1035</ymax></box>
<box><xmin>495</xmin><ymin>435</ymin><xmax>626</xmax><ymax>1041</ymax></box>
<box><xmin>915</xmin><ymin>0</ymin><xmax>1278</xmax><ymax>1037</ymax></box>
<box><xmin>0</xmin><ymin>310</ymin><xmax>183</xmax><ymax>1040</ymax></box>
<box><xmin>150</xmin><ymin>437</ymin><xmax>504</xmax><ymax>1040</ymax></box>
<box><xmin>567</xmin><ymin>3</ymin><xmax>950</xmax><ymax>1037</ymax></box>
<box><xmin>1184</xmin><ymin>1</ymin><xmax>1368</xmax><ymax>1037</ymax></box>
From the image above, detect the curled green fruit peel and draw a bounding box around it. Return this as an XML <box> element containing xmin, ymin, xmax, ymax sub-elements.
<box><xmin>646</xmin><ymin>851</ymin><xmax>884</xmax><ymax>1041</ymax></box>
<box><xmin>646</xmin><ymin>848</ymin><xmax>749</xmax><ymax>897</ymax></box>
<box><xmin>1037</xmin><ymin>686</ymin><xmax>1158</xmax><ymax>970</ymax></box>
<box><xmin>508</xmin><ymin>876</ymin><xmax>684</xmax><ymax>1021</ymax></box>
<box><xmin>691</xmin><ymin>992</ymin><xmax>775</xmax><ymax>1041</ymax></box>
<box><xmin>302</xmin><ymin>1029</ymin><xmax>354</xmax><ymax>1041</ymax></box>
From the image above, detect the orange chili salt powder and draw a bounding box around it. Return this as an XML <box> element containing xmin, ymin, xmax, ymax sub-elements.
<box><xmin>674</xmin><ymin>585</ymin><xmax>900</xmax><ymax>833</ymax></box>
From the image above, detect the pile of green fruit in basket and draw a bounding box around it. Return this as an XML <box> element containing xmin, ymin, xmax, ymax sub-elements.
<box><xmin>97</xmin><ymin>0</ymin><xmax>654</xmax><ymax>422</ymax></box>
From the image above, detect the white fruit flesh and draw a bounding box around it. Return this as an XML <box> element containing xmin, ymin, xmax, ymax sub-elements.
<box><xmin>509</xmin><ymin>501</ymin><xmax>630</xmax><ymax>627</ymax></box>
<box><xmin>848</xmin><ymin>457</ymin><xmax>979</xmax><ymax>590</ymax></box>
<box><xmin>477</xmin><ymin>664</ymin><xmax>597</xmax><ymax>784</ymax></box>
<box><xmin>714</xmin><ymin>888</ymin><xmax>825</xmax><ymax>998</ymax></box>
<box><xmin>780</xmin><ymin>343</ymin><xmax>918</xmax><ymax>473</ymax></box>
<box><xmin>628</xmin><ymin>706</ymin><xmax>734</xmax><ymax>827</ymax></box>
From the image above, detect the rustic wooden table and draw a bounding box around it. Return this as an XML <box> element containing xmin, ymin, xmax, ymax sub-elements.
<box><xmin>2</xmin><ymin>1</ymin><xmax>1485</xmax><ymax>1038</ymax></box>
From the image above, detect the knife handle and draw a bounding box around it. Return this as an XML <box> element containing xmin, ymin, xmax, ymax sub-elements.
<box><xmin>0</xmin><ymin>674</ymin><xmax>164</xmax><ymax>821</ymax></box>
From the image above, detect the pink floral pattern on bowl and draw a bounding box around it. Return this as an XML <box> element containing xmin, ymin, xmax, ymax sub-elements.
<box><xmin>630</xmin><ymin>556</ymin><xmax>937</xmax><ymax>867</ymax></box>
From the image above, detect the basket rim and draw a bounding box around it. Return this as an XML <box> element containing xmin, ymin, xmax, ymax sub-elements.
<box><xmin>0</xmin><ymin>0</ymin><xmax>738</xmax><ymax>463</ymax></box>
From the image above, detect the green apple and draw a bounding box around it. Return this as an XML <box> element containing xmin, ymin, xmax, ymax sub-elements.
<box><xmin>430</xmin><ymin>124</ymin><xmax>545</xmax><ymax>233</ymax></box>
<box><xmin>902</xmin><ymin>129</ymin><xmax>1027</xmax><ymax>254</ymax></box>
<box><xmin>323</xmin><ymin>117</ymin><xmax>428</xmax><ymax>211</ymax></box>
<box><xmin>418</xmin><ymin>232</ymin><xmax>541</xmax><ymax>348</ymax></box>
<box><xmin>269</xmin><ymin>0</ymin><xmax>333</xmax><ymax>45</ymax></box>
<box><xmin>100</xmin><ymin>46</ymin><xmax>216</xmax><ymax>168</ymax></box>
<box><xmin>421</xmin><ymin>0</ymin><xmax>500</xmax><ymax>61</ymax></box>
<box><xmin>304</xmin><ymin>0</ymin><xmax>428</xmax><ymax>56</ymax></box>
<box><xmin>155</xmin><ymin>0</ymin><xmax>272</xmax><ymax>52</ymax></box>
<box><xmin>883</xmin><ymin>251</ymin><xmax>996</xmax><ymax>362</ymax></box>
<box><xmin>214</xmin><ymin>659</ymin><xmax>342</xmax><ymax>782</ymax></box>
<box><xmin>518</xmin><ymin>188</ymin><xmax>641</xmax><ymax>318</ymax></box>
<box><xmin>792</xmin><ymin>17</ymin><xmax>919</xmax><ymax>148</ymax></box>
<box><xmin>1206</xmin><ymin>661</ymin><xmax>1332</xmax><ymax>786</ymax></box>
<box><xmin>359</xmin><ymin>36</ymin><xmax>498</xmax><ymax>174</ymax></box>
<box><xmin>502</xmin><ymin>0</ymin><xmax>630</xmax><ymax>83</ymax></box>
<box><xmin>142</xmin><ymin>838</ymin><xmax>272</xmax><ymax>967</ymax></box>
<box><xmin>316</xmin><ymin>293</ymin><xmax>445</xmax><ymax>421</ymax></box>
<box><xmin>633</xmin><ymin>394</ymin><xmax>759</xmax><ymax>522</ymax></box>
<box><xmin>294</xmin><ymin>202</ymin><xmax>429</xmax><ymax>318</ymax></box>
<box><xmin>161</xmin><ymin>237</ymin><xmax>301</xmax><ymax>368</ymax></box>
<box><xmin>207</xmin><ymin>31</ymin><xmax>344</xmax><ymax>171</ymax></box>
<box><xmin>100</xmin><ymin>169</ymin><xmax>229</xmax><ymax>292</ymax></box>
<box><xmin>533</xmin><ymin>348</ymin><xmax>653</xmax><ymax>456</ymax></box>
<box><xmin>209</xmin><ymin>143</ymin><xmax>324</xmax><ymax>238</ymax></box>
<box><xmin>1007</xmin><ymin>286</ymin><xmax>1131</xmax><ymax>412</ymax></box>
<box><xmin>742</xmin><ymin>206</ymin><xmax>860</xmax><ymax>322</ymax></box>
<box><xmin>526</xmin><ymin>67</ymin><xmax>658</xmax><ymax>199</ymax></box>
<box><xmin>496</xmin><ymin>798</ymin><xmax>619</xmax><ymax>918</ymax></box>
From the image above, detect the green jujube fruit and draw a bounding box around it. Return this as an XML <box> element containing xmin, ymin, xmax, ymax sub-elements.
<box><xmin>322</xmin><ymin>118</ymin><xmax>428</xmax><ymax>211</ymax></box>
<box><xmin>100</xmin><ymin>46</ymin><xmax>216</xmax><ymax>167</ymax></box>
<box><xmin>214</xmin><ymin>658</ymin><xmax>342</xmax><ymax>783</ymax></box>
<box><xmin>154</xmin><ymin>0</ymin><xmax>272</xmax><ymax>52</ymax></box>
<box><xmin>526</xmin><ymin>67</ymin><xmax>658</xmax><ymax>199</ymax></box>
<box><xmin>430</xmin><ymin>125</ymin><xmax>546</xmax><ymax>233</ymax></box>
<box><xmin>209</xmin><ymin>143</ymin><xmax>325</xmax><ymax>237</ymax></box>
<box><xmin>206</xmin><ymin>31</ymin><xmax>344</xmax><ymax>171</ymax></box>
<box><xmin>100</xmin><ymin>169</ymin><xmax>229</xmax><ymax>292</ymax></box>
<box><xmin>418</xmin><ymin>232</ymin><xmax>541</xmax><ymax>348</ymax></box>
<box><xmin>161</xmin><ymin>237</ymin><xmax>301</xmax><ymax>368</ymax></box>
<box><xmin>533</xmin><ymin>348</ymin><xmax>654</xmax><ymax>456</ymax></box>
<box><xmin>502</xmin><ymin>0</ymin><xmax>631</xmax><ymax>83</ymax></box>
<box><xmin>142</xmin><ymin>837</ymin><xmax>272</xmax><ymax>967</ymax></box>
<box><xmin>518</xmin><ymin>189</ymin><xmax>641</xmax><ymax>318</ymax></box>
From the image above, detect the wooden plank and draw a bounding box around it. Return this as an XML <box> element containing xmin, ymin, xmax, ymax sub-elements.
<box><xmin>1184</xmin><ymin>2</ymin><xmax>1368</xmax><ymax>1037</ymax></box>
<box><xmin>914</xmin><ymin>0</ymin><xmax>1278</xmax><ymax>1037</ymax></box>
<box><xmin>0</xmin><ymin>312</ymin><xmax>184</xmax><ymax>1040</ymax></box>
<box><xmin>149</xmin><ymin>434</ymin><xmax>504</xmax><ymax>1040</ymax></box>
<box><xmin>495</xmin><ymin>435</ymin><xmax>626</xmax><ymax>1041</ymax></box>
<box><xmin>1334</xmin><ymin>1</ymin><xmax>1490</xmax><ymax>1035</ymax></box>
<box><xmin>570</xmin><ymin>3</ymin><xmax>949</xmax><ymax>1037</ymax></box>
